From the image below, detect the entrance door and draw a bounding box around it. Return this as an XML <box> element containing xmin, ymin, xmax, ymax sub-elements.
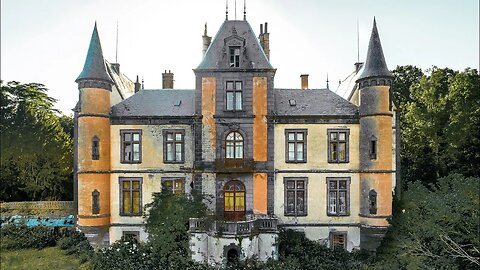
<box><xmin>224</xmin><ymin>180</ymin><xmax>245</xmax><ymax>221</ymax></box>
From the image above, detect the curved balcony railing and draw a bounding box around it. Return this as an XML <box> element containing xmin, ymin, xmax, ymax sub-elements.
<box><xmin>189</xmin><ymin>216</ymin><xmax>278</xmax><ymax>235</ymax></box>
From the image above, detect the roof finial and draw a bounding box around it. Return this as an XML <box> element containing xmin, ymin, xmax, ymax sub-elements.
<box><xmin>235</xmin><ymin>0</ymin><xmax>237</xmax><ymax>20</ymax></box>
<box><xmin>226</xmin><ymin>0</ymin><xmax>228</xmax><ymax>20</ymax></box>
<box><xmin>244</xmin><ymin>0</ymin><xmax>246</xmax><ymax>20</ymax></box>
<box><xmin>356</xmin><ymin>18</ymin><xmax>360</xmax><ymax>63</ymax></box>
<box><xmin>204</xmin><ymin>22</ymin><xmax>208</xmax><ymax>36</ymax></box>
<box><xmin>326</xmin><ymin>73</ymin><xmax>330</xmax><ymax>90</ymax></box>
<box><xmin>115</xmin><ymin>20</ymin><xmax>119</xmax><ymax>63</ymax></box>
<box><xmin>141</xmin><ymin>76</ymin><xmax>144</xmax><ymax>89</ymax></box>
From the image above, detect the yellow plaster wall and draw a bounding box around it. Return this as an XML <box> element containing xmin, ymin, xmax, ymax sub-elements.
<box><xmin>274</xmin><ymin>172</ymin><xmax>360</xmax><ymax>224</ymax></box>
<box><xmin>252</xmin><ymin>77</ymin><xmax>268</xmax><ymax>162</ymax></box>
<box><xmin>274</xmin><ymin>124</ymin><xmax>360</xmax><ymax>170</ymax></box>
<box><xmin>201</xmin><ymin>77</ymin><xmax>216</xmax><ymax>162</ymax></box>
<box><xmin>77</xmin><ymin>173</ymin><xmax>110</xmax><ymax>226</ymax></box>
<box><xmin>110</xmin><ymin>124</ymin><xmax>194</xmax><ymax>171</ymax></box>
<box><xmin>253</xmin><ymin>173</ymin><xmax>267</xmax><ymax>214</ymax></box>
<box><xmin>78</xmin><ymin>117</ymin><xmax>111</xmax><ymax>171</ymax></box>
<box><xmin>80</xmin><ymin>88</ymin><xmax>110</xmax><ymax>114</ymax></box>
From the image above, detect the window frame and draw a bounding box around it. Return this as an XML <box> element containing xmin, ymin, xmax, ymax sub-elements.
<box><xmin>161</xmin><ymin>177</ymin><xmax>185</xmax><ymax>195</ymax></box>
<box><xmin>122</xmin><ymin>231</ymin><xmax>140</xmax><ymax>241</ymax></box>
<box><xmin>284</xmin><ymin>177</ymin><xmax>308</xmax><ymax>216</ymax></box>
<box><xmin>91</xmin><ymin>189</ymin><xmax>100</xmax><ymax>215</ymax></box>
<box><xmin>229</xmin><ymin>46</ymin><xmax>241</xmax><ymax>68</ymax></box>
<box><xmin>369</xmin><ymin>189</ymin><xmax>378</xmax><ymax>215</ymax></box>
<box><xmin>162</xmin><ymin>129</ymin><xmax>185</xmax><ymax>164</ymax></box>
<box><xmin>225</xmin><ymin>131</ymin><xmax>244</xmax><ymax>167</ymax></box>
<box><xmin>326</xmin><ymin>177</ymin><xmax>351</xmax><ymax>216</ymax></box>
<box><xmin>327</xmin><ymin>129</ymin><xmax>350</xmax><ymax>163</ymax></box>
<box><xmin>370</xmin><ymin>135</ymin><xmax>377</xmax><ymax>160</ymax></box>
<box><xmin>119</xmin><ymin>177</ymin><xmax>143</xmax><ymax>216</ymax></box>
<box><xmin>330</xmin><ymin>231</ymin><xmax>347</xmax><ymax>250</ymax></box>
<box><xmin>92</xmin><ymin>136</ymin><xmax>100</xmax><ymax>160</ymax></box>
<box><xmin>224</xmin><ymin>180</ymin><xmax>246</xmax><ymax>221</ymax></box>
<box><xmin>120</xmin><ymin>130</ymin><xmax>142</xmax><ymax>164</ymax></box>
<box><xmin>225</xmin><ymin>81</ymin><xmax>243</xmax><ymax>111</ymax></box>
<box><xmin>285</xmin><ymin>129</ymin><xmax>308</xmax><ymax>163</ymax></box>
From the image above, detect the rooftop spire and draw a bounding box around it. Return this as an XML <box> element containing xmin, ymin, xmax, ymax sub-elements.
<box><xmin>76</xmin><ymin>22</ymin><xmax>112</xmax><ymax>85</ymax></box>
<box><xmin>357</xmin><ymin>17</ymin><xmax>392</xmax><ymax>81</ymax></box>
<box><xmin>226</xmin><ymin>0</ymin><xmax>228</xmax><ymax>20</ymax></box>
<box><xmin>244</xmin><ymin>0</ymin><xmax>246</xmax><ymax>20</ymax></box>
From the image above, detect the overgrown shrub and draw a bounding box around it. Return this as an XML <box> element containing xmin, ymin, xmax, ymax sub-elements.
<box><xmin>57</xmin><ymin>230</ymin><xmax>93</xmax><ymax>263</ymax></box>
<box><xmin>0</xmin><ymin>224</ymin><xmax>61</xmax><ymax>249</ymax></box>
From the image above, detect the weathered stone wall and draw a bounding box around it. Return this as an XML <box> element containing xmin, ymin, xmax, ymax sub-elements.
<box><xmin>0</xmin><ymin>201</ymin><xmax>74</xmax><ymax>217</ymax></box>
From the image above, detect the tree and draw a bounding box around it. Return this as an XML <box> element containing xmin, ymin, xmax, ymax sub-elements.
<box><xmin>376</xmin><ymin>174</ymin><xmax>480</xmax><ymax>269</ymax></box>
<box><xmin>0</xmin><ymin>81</ymin><xmax>73</xmax><ymax>201</ymax></box>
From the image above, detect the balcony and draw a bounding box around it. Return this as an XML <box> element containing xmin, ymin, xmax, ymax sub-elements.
<box><xmin>189</xmin><ymin>216</ymin><xmax>278</xmax><ymax>236</ymax></box>
<box><xmin>214</xmin><ymin>158</ymin><xmax>255</xmax><ymax>173</ymax></box>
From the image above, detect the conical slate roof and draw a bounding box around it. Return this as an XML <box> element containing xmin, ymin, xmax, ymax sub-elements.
<box><xmin>196</xmin><ymin>20</ymin><xmax>273</xmax><ymax>70</ymax></box>
<box><xmin>76</xmin><ymin>23</ymin><xmax>113</xmax><ymax>83</ymax></box>
<box><xmin>357</xmin><ymin>18</ymin><xmax>392</xmax><ymax>81</ymax></box>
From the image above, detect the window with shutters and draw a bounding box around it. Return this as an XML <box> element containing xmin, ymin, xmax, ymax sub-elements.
<box><xmin>330</xmin><ymin>232</ymin><xmax>347</xmax><ymax>250</ymax></box>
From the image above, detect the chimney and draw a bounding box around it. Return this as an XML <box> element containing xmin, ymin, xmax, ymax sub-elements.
<box><xmin>259</xmin><ymin>22</ymin><xmax>270</xmax><ymax>60</ymax></box>
<box><xmin>202</xmin><ymin>23</ymin><xmax>212</xmax><ymax>56</ymax></box>
<box><xmin>111</xmin><ymin>63</ymin><xmax>120</xmax><ymax>74</ymax></box>
<box><xmin>162</xmin><ymin>70</ymin><xmax>174</xmax><ymax>89</ymax></box>
<box><xmin>134</xmin><ymin>75</ymin><xmax>141</xmax><ymax>93</ymax></box>
<box><xmin>301</xmin><ymin>74</ymin><xmax>309</xmax><ymax>90</ymax></box>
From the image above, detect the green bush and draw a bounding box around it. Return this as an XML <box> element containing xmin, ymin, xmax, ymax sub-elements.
<box><xmin>92</xmin><ymin>237</ymin><xmax>156</xmax><ymax>270</ymax></box>
<box><xmin>0</xmin><ymin>224</ymin><xmax>59</xmax><ymax>250</ymax></box>
<box><xmin>57</xmin><ymin>230</ymin><xmax>93</xmax><ymax>263</ymax></box>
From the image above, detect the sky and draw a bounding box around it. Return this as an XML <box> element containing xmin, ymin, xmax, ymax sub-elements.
<box><xmin>1</xmin><ymin>0</ymin><xmax>478</xmax><ymax>115</ymax></box>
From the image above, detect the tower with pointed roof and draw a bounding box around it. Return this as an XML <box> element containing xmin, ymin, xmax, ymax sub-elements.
<box><xmin>75</xmin><ymin>23</ymin><xmax>113</xmax><ymax>247</ymax></box>
<box><xmin>356</xmin><ymin>18</ymin><xmax>395</xmax><ymax>250</ymax></box>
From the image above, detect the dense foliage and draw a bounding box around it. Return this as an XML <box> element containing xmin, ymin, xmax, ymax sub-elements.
<box><xmin>0</xmin><ymin>225</ymin><xmax>82</xmax><ymax>250</ymax></box>
<box><xmin>0</xmin><ymin>81</ymin><xmax>74</xmax><ymax>201</ymax></box>
<box><xmin>392</xmin><ymin>67</ymin><xmax>480</xmax><ymax>185</ymax></box>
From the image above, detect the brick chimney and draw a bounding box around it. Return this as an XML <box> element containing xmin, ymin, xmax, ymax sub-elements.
<box><xmin>259</xmin><ymin>22</ymin><xmax>270</xmax><ymax>60</ymax></box>
<box><xmin>134</xmin><ymin>75</ymin><xmax>141</xmax><ymax>93</ymax></box>
<box><xmin>301</xmin><ymin>74</ymin><xmax>309</xmax><ymax>90</ymax></box>
<box><xmin>162</xmin><ymin>70</ymin><xmax>174</xmax><ymax>89</ymax></box>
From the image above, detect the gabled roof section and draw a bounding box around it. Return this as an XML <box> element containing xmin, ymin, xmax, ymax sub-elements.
<box><xmin>111</xmin><ymin>89</ymin><xmax>195</xmax><ymax>117</ymax></box>
<box><xmin>76</xmin><ymin>23</ymin><xmax>113</xmax><ymax>84</ymax></box>
<box><xmin>196</xmin><ymin>20</ymin><xmax>273</xmax><ymax>70</ymax></box>
<box><xmin>274</xmin><ymin>89</ymin><xmax>359</xmax><ymax>116</ymax></box>
<box><xmin>357</xmin><ymin>18</ymin><xmax>393</xmax><ymax>81</ymax></box>
<box><xmin>106</xmin><ymin>62</ymin><xmax>135</xmax><ymax>105</ymax></box>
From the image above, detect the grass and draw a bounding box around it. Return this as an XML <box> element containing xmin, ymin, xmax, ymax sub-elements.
<box><xmin>0</xmin><ymin>246</ymin><xmax>91</xmax><ymax>270</ymax></box>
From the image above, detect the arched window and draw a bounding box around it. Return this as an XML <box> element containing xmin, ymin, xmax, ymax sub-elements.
<box><xmin>225</xmin><ymin>131</ymin><xmax>243</xmax><ymax>167</ymax></box>
<box><xmin>92</xmin><ymin>190</ymin><xmax>100</xmax><ymax>214</ymax></box>
<box><xmin>224</xmin><ymin>180</ymin><xmax>245</xmax><ymax>221</ymax></box>
<box><xmin>369</xmin><ymin>190</ymin><xmax>377</xmax><ymax>215</ymax></box>
<box><xmin>92</xmin><ymin>136</ymin><xmax>100</xmax><ymax>160</ymax></box>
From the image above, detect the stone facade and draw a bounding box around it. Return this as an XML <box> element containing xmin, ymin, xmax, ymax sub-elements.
<box><xmin>74</xmin><ymin>9</ymin><xmax>398</xmax><ymax>265</ymax></box>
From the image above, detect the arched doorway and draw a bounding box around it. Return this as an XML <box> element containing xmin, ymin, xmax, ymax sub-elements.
<box><xmin>226</xmin><ymin>248</ymin><xmax>239</xmax><ymax>265</ymax></box>
<box><xmin>224</xmin><ymin>180</ymin><xmax>245</xmax><ymax>221</ymax></box>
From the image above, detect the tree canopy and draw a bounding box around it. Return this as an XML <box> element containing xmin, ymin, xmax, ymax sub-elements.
<box><xmin>0</xmin><ymin>81</ymin><xmax>73</xmax><ymax>201</ymax></box>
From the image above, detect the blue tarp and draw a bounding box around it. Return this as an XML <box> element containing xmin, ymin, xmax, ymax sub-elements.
<box><xmin>1</xmin><ymin>215</ymin><xmax>75</xmax><ymax>227</ymax></box>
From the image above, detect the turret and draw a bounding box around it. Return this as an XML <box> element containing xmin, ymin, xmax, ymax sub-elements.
<box><xmin>356</xmin><ymin>18</ymin><xmax>395</xmax><ymax>250</ymax></box>
<box><xmin>75</xmin><ymin>23</ymin><xmax>113</xmax><ymax>247</ymax></box>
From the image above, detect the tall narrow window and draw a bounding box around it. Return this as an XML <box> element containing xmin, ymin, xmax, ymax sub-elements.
<box><xmin>369</xmin><ymin>190</ymin><xmax>377</xmax><ymax>214</ymax></box>
<box><xmin>92</xmin><ymin>190</ymin><xmax>100</xmax><ymax>214</ymax></box>
<box><xmin>163</xmin><ymin>130</ymin><xmax>185</xmax><ymax>163</ymax></box>
<box><xmin>229</xmin><ymin>47</ymin><xmax>240</xmax><ymax>67</ymax></box>
<box><xmin>330</xmin><ymin>232</ymin><xmax>347</xmax><ymax>250</ymax></box>
<box><xmin>162</xmin><ymin>178</ymin><xmax>184</xmax><ymax>195</ymax></box>
<box><xmin>224</xmin><ymin>180</ymin><xmax>245</xmax><ymax>221</ymax></box>
<box><xmin>370</xmin><ymin>136</ymin><xmax>377</xmax><ymax>159</ymax></box>
<box><xmin>328</xmin><ymin>129</ymin><xmax>349</xmax><ymax>163</ymax></box>
<box><xmin>92</xmin><ymin>136</ymin><xmax>100</xmax><ymax>160</ymax></box>
<box><xmin>225</xmin><ymin>131</ymin><xmax>243</xmax><ymax>167</ymax></box>
<box><xmin>327</xmin><ymin>178</ymin><xmax>350</xmax><ymax>216</ymax></box>
<box><xmin>284</xmin><ymin>178</ymin><xmax>307</xmax><ymax>216</ymax></box>
<box><xmin>121</xmin><ymin>130</ymin><xmax>142</xmax><ymax>163</ymax></box>
<box><xmin>226</xmin><ymin>81</ymin><xmax>243</xmax><ymax>111</ymax></box>
<box><xmin>285</xmin><ymin>129</ymin><xmax>307</xmax><ymax>163</ymax></box>
<box><xmin>120</xmin><ymin>178</ymin><xmax>142</xmax><ymax>215</ymax></box>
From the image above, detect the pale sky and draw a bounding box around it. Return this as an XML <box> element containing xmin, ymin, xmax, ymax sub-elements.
<box><xmin>1</xmin><ymin>0</ymin><xmax>478</xmax><ymax>115</ymax></box>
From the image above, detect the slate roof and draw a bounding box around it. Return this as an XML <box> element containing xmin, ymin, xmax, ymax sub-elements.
<box><xmin>111</xmin><ymin>89</ymin><xmax>195</xmax><ymax>117</ymax></box>
<box><xmin>106</xmin><ymin>62</ymin><xmax>135</xmax><ymax>103</ymax></box>
<box><xmin>76</xmin><ymin>23</ymin><xmax>113</xmax><ymax>84</ymax></box>
<box><xmin>274</xmin><ymin>89</ymin><xmax>359</xmax><ymax>116</ymax></box>
<box><xmin>196</xmin><ymin>20</ymin><xmax>273</xmax><ymax>70</ymax></box>
<box><xmin>357</xmin><ymin>18</ymin><xmax>393</xmax><ymax>81</ymax></box>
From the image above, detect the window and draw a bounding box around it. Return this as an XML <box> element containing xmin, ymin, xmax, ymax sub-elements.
<box><xmin>224</xmin><ymin>180</ymin><xmax>245</xmax><ymax>221</ymax></box>
<box><xmin>120</xmin><ymin>178</ymin><xmax>142</xmax><ymax>216</ymax></box>
<box><xmin>327</xmin><ymin>178</ymin><xmax>350</xmax><ymax>216</ymax></box>
<box><xmin>92</xmin><ymin>190</ymin><xmax>100</xmax><ymax>214</ymax></box>
<box><xmin>369</xmin><ymin>190</ymin><xmax>377</xmax><ymax>215</ymax></box>
<box><xmin>229</xmin><ymin>46</ymin><xmax>240</xmax><ymax>67</ymax></box>
<box><xmin>92</xmin><ymin>136</ymin><xmax>99</xmax><ymax>160</ymax></box>
<box><xmin>226</xmin><ymin>81</ymin><xmax>243</xmax><ymax>111</ymax></box>
<box><xmin>225</xmin><ymin>131</ymin><xmax>243</xmax><ymax>167</ymax></box>
<box><xmin>330</xmin><ymin>232</ymin><xmax>347</xmax><ymax>250</ymax></box>
<box><xmin>162</xmin><ymin>178</ymin><xmax>184</xmax><ymax>195</ymax></box>
<box><xmin>370</xmin><ymin>136</ymin><xmax>377</xmax><ymax>159</ymax></box>
<box><xmin>122</xmin><ymin>231</ymin><xmax>140</xmax><ymax>241</ymax></box>
<box><xmin>284</xmin><ymin>178</ymin><xmax>307</xmax><ymax>216</ymax></box>
<box><xmin>285</xmin><ymin>129</ymin><xmax>307</xmax><ymax>163</ymax></box>
<box><xmin>328</xmin><ymin>129</ymin><xmax>349</xmax><ymax>163</ymax></box>
<box><xmin>163</xmin><ymin>130</ymin><xmax>185</xmax><ymax>163</ymax></box>
<box><xmin>121</xmin><ymin>130</ymin><xmax>142</xmax><ymax>163</ymax></box>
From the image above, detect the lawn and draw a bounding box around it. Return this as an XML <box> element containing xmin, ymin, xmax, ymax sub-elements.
<box><xmin>1</xmin><ymin>247</ymin><xmax>91</xmax><ymax>270</ymax></box>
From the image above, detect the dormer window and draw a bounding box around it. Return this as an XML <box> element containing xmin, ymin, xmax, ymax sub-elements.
<box><xmin>230</xmin><ymin>47</ymin><xmax>240</xmax><ymax>67</ymax></box>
